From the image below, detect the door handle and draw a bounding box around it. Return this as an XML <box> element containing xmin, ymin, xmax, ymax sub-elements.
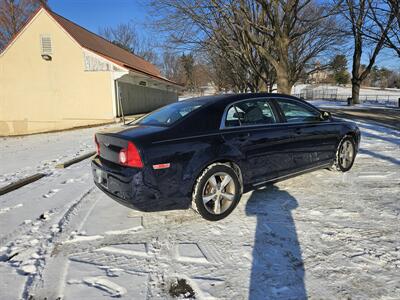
<box><xmin>295</xmin><ymin>128</ymin><xmax>302</xmax><ymax>135</ymax></box>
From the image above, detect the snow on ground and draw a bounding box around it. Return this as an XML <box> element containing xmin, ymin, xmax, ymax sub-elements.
<box><xmin>307</xmin><ymin>99</ymin><xmax>400</xmax><ymax>110</ymax></box>
<box><xmin>0</xmin><ymin>119</ymin><xmax>399</xmax><ymax>299</ymax></box>
<box><xmin>0</xmin><ymin>124</ymin><xmax>117</xmax><ymax>189</ymax></box>
<box><xmin>294</xmin><ymin>85</ymin><xmax>400</xmax><ymax>107</ymax></box>
<box><xmin>292</xmin><ymin>84</ymin><xmax>400</xmax><ymax>96</ymax></box>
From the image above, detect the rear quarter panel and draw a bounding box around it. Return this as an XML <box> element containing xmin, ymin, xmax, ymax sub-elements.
<box><xmin>143</xmin><ymin>130</ymin><xmax>245</xmax><ymax>200</ymax></box>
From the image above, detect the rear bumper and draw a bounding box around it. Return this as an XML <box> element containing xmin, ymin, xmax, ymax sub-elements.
<box><xmin>91</xmin><ymin>157</ymin><xmax>188</xmax><ymax>211</ymax></box>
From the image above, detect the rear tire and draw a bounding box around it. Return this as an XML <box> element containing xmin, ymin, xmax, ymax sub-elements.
<box><xmin>192</xmin><ymin>163</ymin><xmax>242</xmax><ymax>221</ymax></box>
<box><xmin>331</xmin><ymin>136</ymin><xmax>356</xmax><ymax>172</ymax></box>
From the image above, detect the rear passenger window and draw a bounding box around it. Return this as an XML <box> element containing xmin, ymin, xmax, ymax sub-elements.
<box><xmin>276</xmin><ymin>99</ymin><xmax>321</xmax><ymax>123</ymax></box>
<box><xmin>225</xmin><ymin>106</ymin><xmax>244</xmax><ymax>127</ymax></box>
<box><xmin>224</xmin><ymin>99</ymin><xmax>276</xmax><ymax>127</ymax></box>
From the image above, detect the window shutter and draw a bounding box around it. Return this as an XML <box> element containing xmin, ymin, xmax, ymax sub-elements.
<box><xmin>40</xmin><ymin>35</ymin><xmax>52</xmax><ymax>54</ymax></box>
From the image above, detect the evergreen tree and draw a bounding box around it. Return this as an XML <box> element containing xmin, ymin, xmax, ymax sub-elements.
<box><xmin>330</xmin><ymin>55</ymin><xmax>350</xmax><ymax>85</ymax></box>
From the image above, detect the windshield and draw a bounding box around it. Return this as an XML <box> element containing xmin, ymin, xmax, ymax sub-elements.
<box><xmin>135</xmin><ymin>101</ymin><xmax>204</xmax><ymax>127</ymax></box>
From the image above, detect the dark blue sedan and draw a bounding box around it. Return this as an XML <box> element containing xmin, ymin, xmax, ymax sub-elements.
<box><xmin>92</xmin><ymin>93</ymin><xmax>360</xmax><ymax>221</ymax></box>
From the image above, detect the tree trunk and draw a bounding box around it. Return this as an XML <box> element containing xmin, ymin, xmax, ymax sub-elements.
<box><xmin>351</xmin><ymin>43</ymin><xmax>362</xmax><ymax>105</ymax></box>
<box><xmin>351</xmin><ymin>79</ymin><xmax>361</xmax><ymax>104</ymax></box>
<box><xmin>350</xmin><ymin>9</ymin><xmax>363</xmax><ymax>106</ymax></box>
<box><xmin>258</xmin><ymin>79</ymin><xmax>267</xmax><ymax>92</ymax></box>
<box><xmin>276</xmin><ymin>68</ymin><xmax>292</xmax><ymax>94</ymax></box>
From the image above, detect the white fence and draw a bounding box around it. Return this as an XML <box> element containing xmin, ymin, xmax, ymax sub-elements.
<box><xmin>293</xmin><ymin>91</ymin><xmax>400</xmax><ymax>107</ymax></box>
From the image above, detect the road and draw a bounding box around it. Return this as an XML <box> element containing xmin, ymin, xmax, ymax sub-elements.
<box><xmin>324</xmin><ymin>106</ymin><xmax>400</xmax><ymax>130</ymax></box>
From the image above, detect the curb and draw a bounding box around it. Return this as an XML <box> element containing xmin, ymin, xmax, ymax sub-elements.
<box><xmin>0</xmin><ymin>173</ymin><xmax>47</xmax><ymax>196</ymax></box>
<box><xmin>55</xmin><ymin>151</ymin><xmax>96</xmax><ymax>169</ymax></box>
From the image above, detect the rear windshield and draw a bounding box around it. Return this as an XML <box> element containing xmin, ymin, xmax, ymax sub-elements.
<box><xmin>135</xmin><ymin>101</ymin><xmax>204</xmax><ymax>127</ymax></box>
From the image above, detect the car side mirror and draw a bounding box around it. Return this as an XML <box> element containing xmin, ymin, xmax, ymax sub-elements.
<box><xmin>320</xmin><ymin>111</ymin><xmax>331</xmax><ymax>120</ymax></box>
<box><xmin>233</xmin><ymin>111</ymin><xmax>245</xmax><ymax>120</ymax></box>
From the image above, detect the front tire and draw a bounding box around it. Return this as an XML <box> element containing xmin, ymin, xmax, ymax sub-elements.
<box><xmin>332</xmin><ymin>136</ymin><xmax>356</xmax><ymax>172</ymax></box>
<box><xmin>192</xmin><ymin>163</ymin><xmax>242</xmax><ymax>221</ymax></box>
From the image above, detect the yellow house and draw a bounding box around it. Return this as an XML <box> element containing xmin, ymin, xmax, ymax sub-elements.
<box><xmin>0</xmin><ymin>6</ymin><xmax>181</xmax><ymax>136</ymax></box>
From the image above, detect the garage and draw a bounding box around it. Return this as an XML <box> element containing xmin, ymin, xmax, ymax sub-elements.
<box><xmin>0</xmin><ymin>6</ymin><xmax>182</xmax><ymax>136</ymax></box>
<box><xmin>117</xmin><ymin>80</ymin><xmax>178</xmax><ymax>116</ymax></box>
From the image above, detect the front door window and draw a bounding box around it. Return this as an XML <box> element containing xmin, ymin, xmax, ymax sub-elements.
<box><xmin>276</xmin><ymin>99</ymin><xmax>321</xmax><ymax>123</ymax></box>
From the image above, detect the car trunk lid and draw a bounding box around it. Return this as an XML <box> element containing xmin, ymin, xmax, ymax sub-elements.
<box><xmin>95</xmin><ymin>125</ymin><xmax>167</xmax><ymax>165</ymax></box>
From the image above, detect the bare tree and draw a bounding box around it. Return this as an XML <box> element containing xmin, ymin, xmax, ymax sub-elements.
<box><xmin>337</xmin><ymin>0</ymin><xmax>395</xmax><ymax>104</ymax></box>
<box><xmin>206</xmin><ymin>2</ymin><xmax>277</xmax><ymax>92</ymax></box>
<box><xmin>99</xmin><ymin>22</ymin><xmax>159</xmax><ymax>64</ymax></box>
<box><xmin>149</xmin><ymin>0</ymin><xmax>275</xmax><ymax>92</ymax></box>
<box><xmin>387</xmin><ymin>0</ymin><xmax>400</xmax><ymax>55</ymax></box>
<box><xmin>206</xmin><ymin>45</ymin><xmax>251</xmax><ymax>92</ymax></box>
<box><xmin>208</xmin><ymin>51</ymin><xmax>242</xmax><ymax>92</ymax></box>
<box><xmin>99</xmin><ymin>23</ymin><xmax>140</xmax><ymax>52</ymax></box>
<box><xmin>137</xmin><ymin>37</ymin><xmax>159</xmax><ymax>65</ymax></box>
<box><xmin>150</xmin><ymin>0</ymin><xmax>343</xmax><ymax>94</ymax></box>
<box><xmin>0</xmin><ymin>0</ymin><xmax>46</xmax><ymax>49</ymax></box>
<box><xmin>203</xmin><ymin>23</ymin><xmax>275</xmax><ymax>92</ymax></box>
<box><xmin>367</xmin><ymin>0</ymin><xmax>400</xmax><ymax>57</ymax></box>
<box><xmin>160</xmin><ymin>50</ymin><xmax>183</xmax><ymax>81</ymax></box>
<box><xmin>236</xmin><ymin>0</ymin><xmax>343</xmax><ymax>93</ymax></box>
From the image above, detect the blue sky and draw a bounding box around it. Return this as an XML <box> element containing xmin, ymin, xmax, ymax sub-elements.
<box><xmin>48</xmin><ymin>0</ymin><xmax>399</xmax><ymax>70</ymax></box>
<box><xmin>48</xmin><ymin>0</ymin><xmax>151</xmax><ymax>35</ymax></box>
<box><xmin>374</xmin><ymin>50</ymin><xmax>400</xmax><ymax>70</ymax></box>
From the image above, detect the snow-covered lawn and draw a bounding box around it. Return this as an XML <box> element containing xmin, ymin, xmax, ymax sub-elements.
<box><xmin>293</xmin><ymin>84</ymin><xmax>400</xmax><ymax>97</ymax></box>
<box><xmin>294</xmin><ymin>85</ymin><xmax>400</xmax><ymax>107</ymax></box>
<box><xmin>0</xmin><ymin>120</ymin><xmax>399</xmax><ymax>299</ymax></box>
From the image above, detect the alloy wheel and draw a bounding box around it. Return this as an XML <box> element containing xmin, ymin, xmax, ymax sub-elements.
<box><xmin>339</xmin><ymin>140</ymin><xmax>354</xmax><ymax>169</ymax></box>
<box><xmin>202</xmin><ymin>172</ymin><xmax>236</xmax><ymax>215</ymax></box>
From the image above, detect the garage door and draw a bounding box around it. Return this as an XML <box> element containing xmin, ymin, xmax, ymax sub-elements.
<box><xmin>118</xmin><ymin>82</ymin><xmax>177</xmax><ymax>116</ymax></box>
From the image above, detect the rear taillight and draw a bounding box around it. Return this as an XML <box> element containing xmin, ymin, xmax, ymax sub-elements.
<box><xmin>95</xmin><ymin>135</ymin><xmax>100</xmax><ymax>156</ymax></box>
<box><xmin>119</xmin><ymin>142</ymin><xmax>143</xmax><ymax>168</ymax></box>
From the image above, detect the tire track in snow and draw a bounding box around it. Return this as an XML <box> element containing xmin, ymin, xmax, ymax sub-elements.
<box><xmin>20</xmin><ymin>187</ymin><xmax>98</xmax><ymax>300</ymax></box>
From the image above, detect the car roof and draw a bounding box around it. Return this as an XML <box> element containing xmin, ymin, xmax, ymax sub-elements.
<box><xmin>180</xmin><ymin>94</ymin><xmax>231</xmax><ymax>105</ymax></box>
<box><xmin>182</xmin><ymin>93</ymin><xmax>302</xmax><ymax>109</ymax></box>
<box><xmin>184</xmin><ymin>92</ymin><xmax>298</xmax><ymax>103</ymax></box>
<box><xmin>173</xmin><ymin>93</ymin><xmax>307</xmax><ymax>132</ymax></box>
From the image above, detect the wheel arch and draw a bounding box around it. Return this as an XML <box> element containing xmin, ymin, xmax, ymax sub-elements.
<box><xmin>346</xmin><ymin>130</ymin><xmax>360</xmax><ymax>148</ymax></box>
<box><xmin>187</xmin><ymin>158</ymin><xmax>244</xmax><ymax>197</ymax></box>
<box><xmin>340</xmin><ymin>128</ymin><xmax>360</xmax><ymax>152</ymax></box>
<box><xmin>336</xmin><ymin>122</ymin><xmax>360</xmax><ymax>150</ymax></box>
